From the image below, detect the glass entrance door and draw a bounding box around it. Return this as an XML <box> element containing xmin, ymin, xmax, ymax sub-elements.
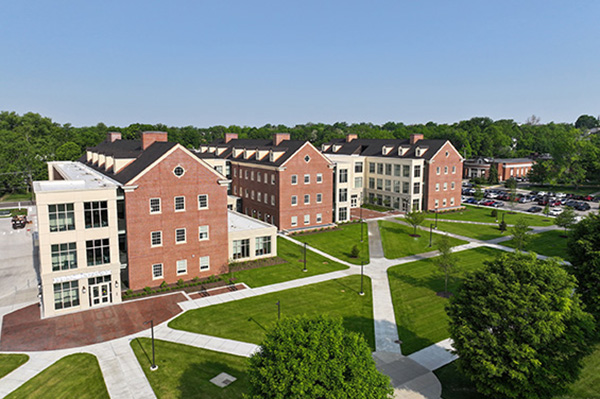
<box><xmin>88</xmin><ymin>275</ymin><xmax>112</xmax><ymax>306</ymax></box>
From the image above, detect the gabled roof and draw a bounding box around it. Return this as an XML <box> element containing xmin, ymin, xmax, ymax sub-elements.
<box><xmin>88</xmin><ymin>139</ymin><xmax>144</xmax><ymax>158</ymax></box>
<box><xmin>201</xmin><ymin>138</ymin><xmax>308</xmax><ymax>167</ymax></box>
<box><xmin>322</xmin><ymin>138</ymin><xmax>448</xmax><ymax>160</ymax></box>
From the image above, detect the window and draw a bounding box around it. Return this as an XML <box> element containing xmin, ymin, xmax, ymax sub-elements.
<box><xmin>245</xmin><ymin>170</ymin><xmax>249</xmax><ymax>179</ymax></box>
<box><xmin>177</xmin><ymin>259</ymin><xmax>187</xmax><ymax>275</ymax></box>
<box><xmin>264</xmin><ymin>192</ymin><xmax>268</xmax><ymax>204</ymax></box>
<box><xmin>257</xmin><ymin>172</ymin><xmax>261</xmax><ymax>182</ymax></box>
<box><xmin>369</xmin><ymin>162</ymin><xmax>375</xmax><ymax>173</ymax></box>
<box><xmin>271</xmin><ymin>195</ymin><xmax>275</xmax><ymax>206</ymax></box>
<box><xmin>174</xmin><ymin>196</ymin><xmax>185</xmax><ymax>211</ymax></box>
<box><xmin>339</xmin><ymin>207</ymin><xmax>348</xmax><ymax>221</ymax></box>
<box><xmin>233</xmin><ymin>239</ymin><xmax>250</xmax><ymax>260</ymax></box>
<box><xmin>451</xmin><ymin>197</ymin><xmax>455</xmax><ymax>206</ymax></box>
<box><xmin>173</xmin><ymin>166</ymin><xmax>185</xmax><ymax>177</ymax></box>
<box><xmin>215</xmin><ymin>165</ymin><xmax>223</xmax><ymax>174</ymax></box>
<box><xmin>304</xmin><ymin>194</ymin><xmax>310</xmax><ymax>204</ymax></box>
<box><xmin>445</xmin><ymin>151</ymin><xmax>449</xmax><ymax>157</ymax></box>
<box><xmin>291</xmin><ymin>175</ymin><xmax>298</xmax><ymax>185</ymax></box>
<box><xmin>86</xmin><ymin>238</ymin><xmax>110</xmax><ymax>266</ymax></box>
<box><xmin>304</xmin><ymin>174</ymin><xmax>310</xmax><ymax>184</ymax></box>
<box><xmin>199</xmin><ymin>225</ymin><xmax>209</xmax><ymax>241</ymax></box>
<box><xmin>258</xmin><ymin>192</ymin><xmax>262</xmax><ymax>202</ymax></box>
<box><xmin>452</xmin><ymin>166</ymin><xmax>456</xmax><ymax>174</ymax></box>
<box><xmin>150</xmin><ymin>198</ymin><xmax>161</xmax><ymax>214</ymax></box>
<box><xmin>451</xmin><ymin>182</ymin><xmax>455</xmax><ymax>190</ymax></box>
<box><xmin>394</xmin><ymin>165</ymin><xmax>401</xmax><ymax>177</ymax></box>
<box><xmin>339</xmin><ymin>188</ymin><xmax>348</xmax><ymax>202</ymax></box>
<box><xmin>354</xmin><ymin>177</ymin><xmax>363</xmax><ymax>188</ymax></box>
<box><xmin>369</xmin><ymin>178</ymin><xmax>375</xmax><ymax>189</ymax></box>
<box><xmin>176</xmin><ymin>228</ymin><xmax>186</xmax><ymax>244</ymax></box>
<box><xmin>402</xmin><ymin>165</ymin><xmax>410</xmax><ymax>177</ymax></box>
<box><xmin>444</xmin><ymin>166</ymin><xmax>448</xmax><ymax>174</ymax></box>
<box><xmin>316</xmin><ymin>213</ymin><xmax>322</xmax><ymax>223</ymax></box>
<box><xmin>355</xmin><ymin>162</ymin><xmax>363</xmax><ymax>173</ymax></box>
<box><xmin>304</xmin><ymin>214</ymin><xmax>310</xmax><ymax>224</ymax></box>
<box><xmin>339</xmin><ymin>169</ymin><xmax>348</xmax><ymax>183</ymax></box>
<box><xmin>385</xmin><ymin>179</ymin><xmax>391</xmax><ymax>192</ymax></box>
<box><xmin>233</xmin><ymin>186</ymin><xmax>237</xmax><ymax>195</ymax></box>
<box><xmin>54</xmin><ymin>281</ymin><xmax>79</xmax><ymax>310</ymax></box>
<box><xmin>385</xmin><ymin>164</ymin><xmax>392</xmax><ymax>176</ymax></box>
<box><xmin>83</xmin><ymin>201</ymin><xmax>108</xmax><ymax>229</ymax></box>
<box><xmin>49</xmin><ymin>204</ymin><xmax>75</xmax><ymax>232</ymax></box>
<box><xmin>200</xmin><ymin>256</ymin><xmax>210</xmax><ymax>271</ymax></box>
<box><xmin>394</xmin><ymin>181</ymin><xmax>400</xmax><ymax>193</ymax></box>
<box><xmin>271</xmin><ymin>174</ymin><xmax>275</xmax><ymax>185</ymax></box>
<box><xmin>245</xmin><ymin>189</ymin><xmax>249</xmax><ymax>198</ymax></box>
<box><xmin>414</xmin><ymin>165</ymin><xmax>421</xmax><ymax>178</ymax></box>
<box><xmin>412</xmin><ymin>199</ymin><xmax>420</xmax><ymax>211</ymax></box>
<box><xmin>377</xmin><ymin>163</ymin><xmax>383</xmax><ymax>174</ymax></box>
<box><xmin>316</xmin><ymin>173</ymin><xmax>323</xmax><ymax>183</ymax></box>
<box><xmin>435</xmin><ymin>199</ymin><xmax>439</xmax><ymax>208</ymax></box>
<box><xmin>376</xmin><ymin>179</ymin><xmax>383</xmax><ymax>190</ymax></box>
<box><xmin>291</xmin><ymin>196</ymin><xmax>298</xmax><ymax>206</ymax></box>
<box><xmin>251</xmin><ymin>190</ymin><xmax>255</xmax><ymax>200</ymax></box>
<box><xmin>436</xmin><ymin>183</ymin><xmax>440</xmax><ymax>192</ymax></box>
<box><xmin>443</xmin><ymin>198</ymin><xmax>447</xmax><ymax>206</ymax></box>
<box><xmin>443</xmin><ymin>182</ymin><xmax>448</xmax><ymax>191</ymax></box>
<box><xmin>413</xmin><ymin>182</ymin><xmax>420</xmax><ymax>195</ymax></box>
<box><xmin>436</xmin><ymin>167</ymin><xmax>440</xmax><ymax>175</ymax></box>
<box><xmin>151</xmin><ymin>231</ymin><xmax>162</xmax><ymax>247</ymax></box>
<box><xmin>402</xmin><ymin>182</ymin><xmax>409</xmax><ymax>194</ymax></box>
<box><xmin>317</xmin><ymin>193</ymin><xmax>322</xmax><ymax>203</ymax></box>
<box><xmin>291</xmin><ymin>216</ymin><xmax>298</xmax><ymax>226</ymax></box>
<box><xmin>233</xmin><ymin>168</ymin><xmax>237</xmax><ymax>177</ymax></box>
<box><xmin>152</xmin><ymin>263</ymin><xmax>163</xmax><ymax>279</ymax></box>
<box><xmin>198</xmin><ymin>194</ymin><xmax>208</xmax><ymax>209</ymax></box>
<box><xmin>304</xmin><ymin>155</ymin><xmax>311</xmax><ymax>163</ymax></box>
<box><xmin>255</xmin><ymin>236</ymin><xmax>271</xmax><ymax>256</ymax></box>
<box><xmin>51</xmin><ymin>243</ymin><xmax>77</xmax><ymax>271</ymax></box>
<box><xmin>251</xmin><ymin>171</ymin><xmax>254</xmax><ymax>181</ymax></box>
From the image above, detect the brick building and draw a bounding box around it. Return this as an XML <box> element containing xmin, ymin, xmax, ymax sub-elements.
<box><xmin>463</xmin><ymin>157</ymin><xmax>534</xmax><ymax>182</ymax></box>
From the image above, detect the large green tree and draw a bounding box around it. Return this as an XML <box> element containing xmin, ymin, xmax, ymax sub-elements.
<box><xmin>247</xmin><ymin>316</ymin><xmax>392</xmax><ymax>399</ymax></box>
<box><xmin>404</xmin><ymin>208</ymin><xmax>426</xmax><ymax>236</ymax></box>
<box><xmin>510</xmin><ymin>217</ymin><xmax>531</xmax><ymax>251</ymax></box>
<box><xmin>447</xmin><ymin>252</ymin><xmax>596</xmax><ymax>399</ymax></box>
<box><xmin>567</xmin><ymin>213</ymin><xmax>600</xmax><ymax>322</ymax></box>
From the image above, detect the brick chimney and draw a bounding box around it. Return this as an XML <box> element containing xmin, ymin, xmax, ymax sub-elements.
<box><xmin>107</xmin><ymin>132</ymin><xmax>122</xmax><ymax>142</ymax></box>
<box><xmin>142</xmin><ymin>131</ymin><xmax>169</xmax><ymax>150</ymax></box>
<box><xmin>346</xmin><ymin>133</ymin><xmax>358</xmax><ymax>143</ymax></box>
<box><xmin>225</xmin><ymin>133</ymin><xmax>238</xmax><ymax>143</ymax></box>
<box><xmin>273</xmin><ymin>133</ymin><xmax>291</xmax><ymax>146</ymax></box>
<box><xmin>409</xmin><ymin>133</ymin><xmax>424</xmax><ymax>145</ymax></box>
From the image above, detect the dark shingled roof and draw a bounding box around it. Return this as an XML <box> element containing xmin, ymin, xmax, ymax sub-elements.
<box><xmin>202</xmin><ymin>138</ymin><xmax>308</xmax><ymax>167</ymax></box>
<box><xmin>322</xmin><ymin>138</ymin><xmax>448</xmax><ymax>160</ymax></box>
<box><xmin>88</xmin><ymin>140</ymin><xmax>144</xmax><ymax>158</ymax></box>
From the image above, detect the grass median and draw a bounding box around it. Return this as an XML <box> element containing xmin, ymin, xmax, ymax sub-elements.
<box><xmin>292</xmin><ymin>222</ymin><xmax>369</xmax><ymax>264</ymax></box>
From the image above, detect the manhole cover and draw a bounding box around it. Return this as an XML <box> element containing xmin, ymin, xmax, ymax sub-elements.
<box><xmin>210</xmin><ymin>372</ymin><xmax>237</xmax><ymax>388</ymax></box>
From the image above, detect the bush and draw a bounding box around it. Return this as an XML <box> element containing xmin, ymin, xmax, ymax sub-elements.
<box><xmin>143</xmin><ymin>286</ymin><xmax>152</xmax><ymax>294</ymax></box>
<box><xmin>125</xmin><ymin>289</ymin><xmax>133</xmax><ymax>296</ymax></box>
<box><xmin>160</xmin><ymin>281</ymin><xmax>168</xmax><ymax>289</ymax></box>
<box><xmin>499</xmin><ymin>220</ymin><xmax>507</xmax><ymax>232</ymax></box>
<box><xmin>350</xmin><ymin>244</ymin><xmax>360</xmax><ymax>258</ymax></box>
<box><xmin>177</xmin><ymin>279</ymin><xmax>184</xmax><ymax>287</ymax></box>
<box><xmin>491</xmin><ymin>209</ymin><xmax>498</xmax><ymax>218</ymax></box>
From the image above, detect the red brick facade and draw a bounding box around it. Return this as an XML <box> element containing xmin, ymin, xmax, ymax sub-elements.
<box><xmin>124</xmin><ymin>147</ymin><xmax>229</xmax><ymax>290</ymax></box>
<box><xmin>423</xmin><ymin>141</ymin><xmax>464</xmax><ymax>211</ymax></box>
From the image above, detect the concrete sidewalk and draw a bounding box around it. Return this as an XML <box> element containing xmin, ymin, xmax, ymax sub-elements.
<box><xmin>408</xmin><ymin>338</ymin><xmax>457</xmax><ymax>371</ymax></box>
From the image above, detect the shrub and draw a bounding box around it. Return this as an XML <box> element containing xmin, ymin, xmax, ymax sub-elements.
<box><xmin>499</xmin><ymin>220</ymin><xmax>507</xmax><ymax>232</ymax></box>
<box><xmin>126</xmin><ymin>289</ymin><xmax>133</xmax><ymax>296</ymax></box>
<box><xmin>143</xmin><ymin>286</ymin><xmax>152</xmax><ymax>294</ymax></box>
<box><xmin>491</xmin><ymin>209</ymin><xmax>498</xmax><ymax>218</ymax></box>
<box><xmin>177</xmin><ymin>279</ymin><xmax>184</xmax><ymax>287</ymax></box>
<box><xmin>160</xmin><ymin>281</ymin><xmax>168</xmax><ymax>289</ymax></box>
<box><xmin>350</xmin><ymin>244</ymin><xmax>360</xmax><ymax>258</ymax></box>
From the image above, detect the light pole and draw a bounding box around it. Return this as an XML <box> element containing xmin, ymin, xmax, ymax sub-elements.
<box><xmin>143</xmin><ymin>320</ymin><xmax>158</xmax><ymax>371</ymax></box>
<box><xmin>435</xmin><ymin>210</ymin><xmax>438</xmax><ymax>229</ymax></box>
<box><xmin>429</xmin><ymin>224</ymin><xmax>433</xmax><ymax>247</ymax></box>
<box><xmin>359</xmin><ymin>261</ymin><xmax>364</xmax><ymax>296</ymax></box>
<box><xmin>276</xmin><ymin>300</ymin><xmax>281</xmax><ymax>320</ymax></box>
<box><xmin>303</xmin><ymin>242</ymin><xmax>307</xmax><ymax>272</ymax></box>
<box><xmin>360</xmin><ymin>199</ymin><xmax>364</xmax><ymax>243</ymax></box>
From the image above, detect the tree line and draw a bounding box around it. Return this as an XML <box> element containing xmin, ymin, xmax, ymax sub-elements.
<box><xmin>1</xmin><ymin>111</ymin><xmax>599</xmax><ymax>193</ymax></box>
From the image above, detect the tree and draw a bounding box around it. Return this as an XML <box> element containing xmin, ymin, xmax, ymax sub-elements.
<box><xmin>575</xmin><ymin>114</ymin><xmax>599</xmax><ymax>130</ymax></box>
<box><xmin>487</xmin><ymin>165</ymin><xmax>499</xmax><ymax>184</ymax></box>
<box><xmin>555</xmin><ymin>207</ymin><xmax>576</xmax><ymax>235</ymax></box>
<box><xmin>511</xmin><ymin>217</ymin><xmax>530</xmax><ymax>251</ymax></box>
<box><xmin>543</xmin><ymin>203</ymin><xmax>550</xmax><ymax>217</ymax></box>
<box><xmin>247</xmin><ymin>316</ymin><xmax>393</xmax><ymax>399</ymax></box>
<box><xmin>435</xmin><ymin>235</ymin><xmax>456</xmax><ymax>297</ymax></box>
<box><xmin>404</xmin><ymin>208</ymin><xmax>425</xmax><ymax>236</ymax></box>
<box><xmin>499</xmin><ymin>220</ymin><xmax>507</xmax><ymax>232</ymax></box>
<box><xmin>528</xmin><ymin>160</ymin><xmax>553</xmax><ymax>185</ymax></box>
<box><xmin>350</xmin><ymin>244</ymin><xmax>360</xmax><ymax>258</ymax></box>
<box><xmin>55</xmin><ymin>141</ymin><xmax>82</xmax><ymax>161</ymax></box>
<box><xmin>567</xmin><ymin>213</ymin><xmax>600</xmax><ymax>322</ymax></box>
<box><xmin>473</xmin><ymin>186</ymin><xmax>484</xmax><ymax>203</ymax></box>
<box><xmin>447</xmin><ymin>252</ymin><xmax>595</xmax><ymax>399</ymax></box>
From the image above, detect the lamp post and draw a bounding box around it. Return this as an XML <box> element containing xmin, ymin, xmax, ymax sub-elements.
<box><xmin>429</xmin><ymin>224</ymin><xmax>434</xmax><ymax>247</ymax></box>
<box><xmin>359</xmin><ymin>261</ymin><xmax>365</xmax><ymax>296</ymax></box>
<box><xmin>502</xmin><ymin>212</ymin><xmax>505</xmax><ymax>223</ymax></box>
<box><xmin>360</xmin><ymin>201</ymin><xmax>364</xmax><ymax>243</ymax></box>
<box><xmin>276</xmin><ymin>300</ymin><xmax>281</xmax><ymax>320</ymax></box>
<box><xmin>435</xmin><ymin>210</ymin><xmax>438</xmax><ymax>229</ymax></box>
<box><xmin>143</xmin><ymin>320</ymin><xmax>158</xmax><ymax>371</ymax></box>
<box><xmin>303</xmin><ymin>242</ymin><xmax>307</xmax><ymax>272</ymax></box>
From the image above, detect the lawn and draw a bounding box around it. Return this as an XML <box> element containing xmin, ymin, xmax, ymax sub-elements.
<box><xmin>388</xmin><ymin>247</ymin><xmax>502</xmax><ymax>355</ymax></box>
<box><xmin>0</xmin><ymin>191</ymin><xmax>33</xmax><ymax>202</ymax></box>
<box><xmin>227</xmin><ymin>237</ymin><xmax>348</xmax><ymax>288</ymax></box>
<box><xmin>292</xmin><ymin>222</ymin><xmax>369</xmax><ymax>264</ymax></box>
<box><xmin>131</xmin><ymin>338</ymin><xmax>249</xmax><ymax>399</ymax></box>
<box><xmin>432</xmin><ymin>221</ymin><xmax>509</xmax><ymax>241</ymax></box>
<box><xmin>426</xmin><ymin>205</ymin><xmax>553</xmax><ymax>226</ymax></box>
<box><xmin>378</xmin><ymin>221</ymin><xmax>467</xmax><ymax>259</ymax></box>
<box><xmin>435</xmin><ymin>344</ymin><xmax>600</xmax><ymax>399</ymax></box>
<box><xmin>5</xmin><ymin>353</ymin><xmax>108</xmax><ymax>399</ymax></box>
<box><xmin>0</xmin><ymin>354</ymin><xmax>29</xmax><ymax>379</ymax></box>
<box><xmin>502</xmin><ymin>229</ymin><xmax>568</xmax><ymax>258</ymax></box>
<box><xmin>169</xmin><ymin>275</ymin><xmax>375</xmax><ymax>350</ymax></box>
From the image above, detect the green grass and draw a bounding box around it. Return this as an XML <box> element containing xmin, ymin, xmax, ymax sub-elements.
<box><xmin>427</xmin><ymin>205</ymin><xmax>553</xmax><ymax>226</ymax></box>
<box><xmin>428</xmin><ymin>220</ymin><xmax>512</xmax><ymax>241</ymax></box>
<box><xmin>0</xmin><ymin>191</ymin><xmax>33</xmax><ymax>202</ymax></box>
<box><xmin>227</xmin><ymin>237</ymin><xmax>348</xmax><ymax>288</ymax></box>
<box><xmin>378</xmin><ymin>221</ymin><xmax>467</xmax><ymax>259</ymax></box>
<box><xmin>502</xmin><ymin>229</ymin><xmax>568</xmax><ymax>258</ymax></box>
<box><xmin>169</xmin><ymin>275</ymin><xmax>375</xmax><ymax>350</ymax></box>
<box><xmin>388</xmin><ymin>247</ymin><xmax>503</xmax><ymax>355</ymax></box>
<box><xmin>5</xmin><ymin>353</ymin><xmax>108</xmax><ymax>399</ymax></box>
<box><xmin>293</xmin><ymin>222</ymin><xmax>369</xmax><ymax>264</ymax></box>
<box><xmin>0</xmin><ymin>354</ymin><xmax>29</xmax><ymax>379</ymax></box>
<box><xmin>526</xmin><ymin>184</ymin><xmax>600</xmax><ymax>196</ymax></box>
<box><xmin>131</xmin><ymin>338</ymin><xmax>249</xmax><ymax>399</ymax></box>
<box><xmin>435</xmin><ymin>344</ymin><xmax>600</xmax><ymax>399</ymax></box>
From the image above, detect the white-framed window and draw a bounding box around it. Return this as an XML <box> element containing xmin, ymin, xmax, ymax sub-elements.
<box><xmin>291</xmin><ymin>196</ymin><xmax>297</xmax><ymax>206</ymax></box>
<box><xmin>233</xmin><ymin>167</ymin><xmax>237</xmax><ymax>177</ymax></box>
<box><xmin>271</xmin><ymin>195</ymin><xmax>275</xmax><ymax>206</ymax></box>
<box><xmin>264</xmin><ymin>192</ymin><xmax>269</xmax><ymax>204</ymax></box>
<box><xmin>452</xmin><ymin>166</ymin><xmax>456</xmax><ymax>174</ymax></box>
<box><xmin>150</xmin><ymin>198</ymin><xmax>161</xmax><ymax>214</ymax></box>
<box><xmin>245</xmin><ymin>189</ymin><xmax>249</xmax><ymax>198</ymax></box>
<box><xmin>316</xmin><ymin>213</ymin><xmax>322</xmax><ymax>223</ymax></box>
<box><xmin>443</xmin><ymin>198</ymin><xmax>447</xmax><ymax>206</ymax></box>
<box><xmin>257</xmin><ymin>172</ymin><xmax>261</xmax><ymax>182</ymax></box>
<box><xmin>151</xmin><ymin>231</ymin><xmax>162</xmax><ymax>247</ymax></box>
<box><xmin>316</xmin><ymin>193</ymin><xmax>322</xmax><ymax>203</ymax></box>
<box><xmin>291</xmin><ymin>175</ymin><xmax>298</xmax><ymax>185</ymax></box>
<box><xmin>435</xmin><ymin>183</ymin><xmax>440</xmax><ymax>192</ymax></box>
<box><xmin>354</xmin><ymin>177</ymin><xmax>363</xmax><ymax>188</ymax></box>
<box><xmin>271</xmin><ymin>174</ymin><xmax>275</xmax><ymax>185</ymax></box>
<box><xmin>443</xmin><ymin>182</ymin><xmax>448</xmax><ymax>191</ymax></box>
<box><xmin>245</xmin><ymin>170</ymin><xmax>249</xmax><ymax>179</ymax></box>
<box><xmin>444</xmin><ymin>166</ymin><xmax>448</xmax><ymax>174</ymax></box>
<box><xmin>175</xmin><ymin>196</ymin><xmax>185</xmax><ymax>211</ymax></box>
<box><xmin>255</xmin><ymin>236</ymin><xmax>271</xmax><ymax>256</ymax></box>
<box><xmin>304</xmin><ymin>194</ymin><xmax>310</xmax><ymax>204</ymax></box>
<box><xmin>86</xmin><ymin>239</ymin><xmax>111</xmax><ymax>266</ymax></box>
<box><xmin>232</xmin><ymin>239</ymin><xmax>250</xmax><ymax>260</ymax></box>
<box><xmin>177</xmin><ymin>259</ymin><xmax>187</xmax><ymax>275</ymax></box>
<box><xmin>436</xmin><ymin>166</ymin><xmax>440</xmax><ymax>175</ymax></box>
<box><xmin>355</xmin><ymin>162</ymin><xmax>363</xmax><ymax>173</ymax></box>
<box><xmin>291</xmin><ymin>216</ymin><xmax>298</xmax><ymax>227</ymax></box>
<box><xmin>339</xmin><ymin>188</ymin><xmax>348</xmax><ymax>202</ymax></box>
<box><xmin>251</xmin><ymin>171</ymin><xmax>254</xmax><ymax>181</ymax></box>
<box><xmin>316</xmin><ymin>173</ymin><xmax>323</xmax><ymax>183</ymax></box>
<box><xmin>200</xmin><ymin>256</ymin><xmax>210</xmax><ymax>271</ymax></box>
<box><xmin>304</xmin><ymin>174</ymin><xmax>310</xmax><ymax>184</ymax></box>
<box><xmin>435</xmin><ymin>199</ymin><xmax>439</xmax><ymax>208</ymax></box>
<box><xmin>198</xmin><ymin>194</ymin><xmax>208</xmax><ymax>209</ymax></box>
<box><xmin>304</xmin><ymin>214</ymin><xmax>310</xmax><ymax>224</ymax></box>
<box><xmin>175</xmin><ymin>228</ymin><xmax>186</xmax><ymax>244</ymax></box>
<box><xmin>251</xmin><ymin>190</ymin><xmax>255</xmax><ymax>200</ymax></box>
<box><xmin>339</xmin><ymin>169</ymin><xmax>348</xmax><ymax>183</ymax></box>
<box><xmin>199</xmin><ymin>225</ymin><xmax>209</xmax><ymax>241</ymax></box>
<box><xmin>233</xmin><ymin>186</ymin><xmax>237</xmax><ymax>195</ymax></box>
<box><xmin>451</xmin><ymin>182</ymin><xmax>455</xmax><ymax>190</ymax></box>
<box><xmin>450</xmin><ymin>197</ymin><xmax>455</xmax><ymax>206</ymax></box>
<box><xmin>258</xmin><ymin>192</ymin><xmax>262</xmax><ymax>202</ymax></box>
<box><xmin>339</xmin><ymin>207</ymin><xmax>348</xmax><ymax>221</ymax></box>
<box><xmin>152</xmin><ymin>263</ymin><xmax>163</xmax><ymax>279</ymax></box>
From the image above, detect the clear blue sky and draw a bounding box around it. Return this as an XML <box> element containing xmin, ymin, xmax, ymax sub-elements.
<box><xmin>2</xmin><ymin>1</ymin><xmax>598</xmax><ymax>127</ymax></box>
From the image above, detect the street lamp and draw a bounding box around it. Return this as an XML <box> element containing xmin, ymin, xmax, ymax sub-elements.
<box><xmin>360</xmin><ymin>194</ymin><xmax>364</xmax><ymax>243</ymax></box>
<box><xmin>303</xmin><ymin>242</ymin><xmax>307</xmax><ymax>272</ymax></box>
<box><xmin>359</xmin><ymin>261</ymin><xmax>365</xmax><ymax>296</ymax></box>
<box><xmin>429</xmin><ymin>224</ymin><xmax>434</xmax><ymax>247</ymax></box>
<box><xmin>143</xmin><ymin>320</ymin><xmax>158</xmax><ymax>371</ymax></box>
<box><xmin>435</xmin><ymin>210</ymin><xmax>438</xmax><ymax>229</ymax></box>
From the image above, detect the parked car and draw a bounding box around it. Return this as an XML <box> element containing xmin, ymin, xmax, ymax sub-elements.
<box><xmin>527</xmin><ymin>206</ymin><xmax>542</xmax><ymax>213</ymax></box>
<box><xmin>575</xmin><ymin>202</ymin><xmax>591</xmax><ymax>211</ymax></box>
<box><xmin>565</xmin><ymin>200</ymin><xmax>578</xmax><ymax>207</ymax></box>
<box><xmin>465</xmin><ymin>197</ymin><xmax>477</xmax><ymax>204</ymax></box>
<box><xmin>491</xmin><ymin>201</ymin><xmax>505</xmax><ymax>208</ymax></box>
<box><xmin>482</xmin><ymin>200</ymin><xmax>495</xmax><ymax>206</ymax></box>
<box><xmin>549</xmin><ymin>208</ymin><xmax>563</xmax><ymax>216</ymax></box>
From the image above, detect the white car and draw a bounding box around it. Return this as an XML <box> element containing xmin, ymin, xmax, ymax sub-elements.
<box><xmin>549</xmin><ymin>208</ymin><xmax>563</xmax><ymax>216</ymax></box>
